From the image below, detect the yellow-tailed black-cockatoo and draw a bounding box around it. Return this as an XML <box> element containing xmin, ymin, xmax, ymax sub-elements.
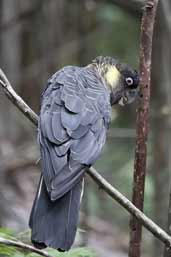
<box><xmin>29</xmin><ymin>56</ymin><xmax>139</xmax><ymax>251</ymax></box>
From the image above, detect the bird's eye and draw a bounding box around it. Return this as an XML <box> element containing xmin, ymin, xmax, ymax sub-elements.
<box><xmin>126</xmin><ymin>77</ymin><xmax>134</xmax><ymax>86</ymax></box>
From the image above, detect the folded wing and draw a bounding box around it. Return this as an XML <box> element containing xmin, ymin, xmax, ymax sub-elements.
<box><xmin>39</xmin><ymin>66</ymin><xmax>111</xmax><ymax>201</ymax></box>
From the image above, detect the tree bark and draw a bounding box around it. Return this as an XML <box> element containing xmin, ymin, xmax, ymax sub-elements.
<box><xmin>129</xmin><ymin>1</ymin><xmax>159</xmax><ymax>257</ymax></box>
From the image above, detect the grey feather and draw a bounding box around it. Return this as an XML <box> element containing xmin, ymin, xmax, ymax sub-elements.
<box><xmin>51</xmin><ymin>159</ymin><xmax>85</xmax><ymax>200</ymax></box>
<box><xmin>51</xmin><ymin>112</ymin><xmax>69</xmax><ymax>143</ymax></box>
<box><xmin>54</xmin><ymin>89</ymin><xmax>62</xmax><ymax>106</ymax></box>
<box><xmin>81</xmin><ymin>107</ymin><xmax>99</xmax><ymax>126</ymax></box>
<box><xmin>91</xmin><ymin>118</ymin><xmax>103</xmax><ymax>133</ymax></box>
<box><xmin>43</xmin><ymin>113</ymin><xmax>57</xmax><ymax>144</ymax></box>
<box><xmin>64</xmin><ymin>94</ymin><xmax>85</xmax><ymax>113</ymax></box>
<box><xmin>71</xmin><ymin>130</ymin><xmax>95</xmax><ymax>153</ymax></box>
<box><xmin>48</xmin><ymin>144</ymin><xmax>68</xmax><ymax>177</ymax></box>
<box><xmin>54</xmin><ymin>141</ymin><xmax>71</xmax><ymax>156</ymax></box>
<box><xmin>61</xmin><ymin>107</ymin><xmax>81</xmax><ymax>131</ymax></box>
<box><xmin>71</xmin><ymin>131</ymin><xmax>97</xmax><ymax>164</ymax></box>
<box><xmin>40</xmin><ymin>143</ymin><xmax>54</xmax><ymax>191</ymax></box>
<box><xmin>29</xmin><ymin>177</ymin><xmax>83</xmax><ymax>251</ymax></box>
<box><xmin>30</xmin><ymin>65</ymin><xmax>111</xmax><ymax>251</ymax></box>
<box><xmin>68</xmin><ymin>124</ymin><xmax>89</xmax><ymax>139</ymax></box>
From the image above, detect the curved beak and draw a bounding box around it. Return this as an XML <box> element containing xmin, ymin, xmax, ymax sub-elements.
<box><xmin>118</xmin><ymin>88</ymin><xmax>139</xmax><ymax>106</ymax></box>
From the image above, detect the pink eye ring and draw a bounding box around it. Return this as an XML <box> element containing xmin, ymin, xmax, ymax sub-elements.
<box><xmin>126</xmin><ymin>77</ymin><xmax>133</xmax><ymax>86</ymax></box>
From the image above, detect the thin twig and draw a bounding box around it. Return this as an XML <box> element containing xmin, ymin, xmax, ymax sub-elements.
<box><xmin>0</xmin><ymin>237</ymin><xmax>53</xmax><ymax>257</ymax></box>
<box><xmin>0</xmin><ymin>69</ymin><xmax>37</xmax><ymax>126</ymax></box>
<box><xmin>88</xmin><ymin>167</ymin><xmax>171</xmax><ymax>247</ymax></box>
<box><xmin>1</xmin><ymin>65</ymin><xmax>171</xmax><ymax>250</ymax></box>
<box><xmin>129</xmin><ymin>1</ymin><xmax>159</xmax><ymax>257</ymax></box>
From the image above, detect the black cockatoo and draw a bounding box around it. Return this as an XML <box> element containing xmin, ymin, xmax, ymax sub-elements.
<box><xmin>29</xmin><ymin>56</ymin><xmax>139</xmax><ymax>251</ymax></box>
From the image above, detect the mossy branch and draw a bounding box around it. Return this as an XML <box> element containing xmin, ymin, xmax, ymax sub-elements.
<box><xmin>0</xmin><ymin>236</ymin><xmax>53</xmax><ymax>257</ymax></box>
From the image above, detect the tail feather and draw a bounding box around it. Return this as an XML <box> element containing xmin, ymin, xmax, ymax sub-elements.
<box><xmin>29</xmin><ymin>176</ymin><xmax>83</xmax><ymax>251</ymax></box>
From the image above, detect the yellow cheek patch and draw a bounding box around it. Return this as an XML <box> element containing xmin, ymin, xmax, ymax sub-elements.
<box><xmin>105</xmin><ymin>66</ymin><xmax>121</xmax><ymax>88</ymax></box>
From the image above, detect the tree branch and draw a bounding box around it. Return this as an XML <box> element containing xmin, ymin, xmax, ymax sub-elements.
<box><xmin>87</xmin><ymin>167</ymin><xmax>171</xmax><ymax>247</ymax></box>
<box><xmin>0</xmin><ymin>69</ymin><xmax>37</xmax><ymax>126</ymax></box>
<box><xmin>129</xmin><ymin>1</ymin><xmax>159</xmax><ymax>257</ymax></box>
<box><xmin>0</xmin><ymin>237</ymin><xmax>53</xmax><ymax>257</ymax></box>
<box><xmin>0</xmin><ymin>65</ymin><xmax>171</xmax><ymax>250</ymax></box>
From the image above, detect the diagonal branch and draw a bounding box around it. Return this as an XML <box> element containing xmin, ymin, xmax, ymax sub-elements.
<box><xmin>0</xmin><ymin>237</ymin><xmax>53</xmax><ymax>257</ymax></box>
<box><xmin>0</xmin><ymin>69</ymin><xmax>37</xmax><ymax>126</ymax></box>
<box><xmin>0</xmin><ymin>67</ymin><xmax>171</xmax><ymax>250</ymax></box>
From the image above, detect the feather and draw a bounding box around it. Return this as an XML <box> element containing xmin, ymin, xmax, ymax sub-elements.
<box><xmin>61</xmin><ymin>107</ymin><xmax>81</xmax><ymax>131</ymax></box>
<box><xmin>46</xmin><ymin>142</ymin><xmax>68</xmax><ymax>176</ymax></box>
<box><xmin>71</xmin><ymin>130</ymin><xmax>95</xmax><ymax>154</ymax></box>
<box><xmin>54</xmin><ymin>89</ymin><xmax>62</xmax><ymax>106</ymax></box>
<box><xmin>30</xmin><ymin>65</ymin><xmax>111</xmax><ymax>251</ymax></box>
<box><xmin>51</xmin><ymin>112</ymin><xmax>69</xmax><ymax>143</ymax></box>
<box><xmin>30</xmin><ymin>177</ymin><xmax>83</xmax><ymax>251</ymax></box>
<box><xmin>68</xmin><ymin>124</ymin><xmax>89</xmax><ymax>139</ymax></box>
<box><xmin>91</xmin><ymin>118</ymin><xmax>103</xmax><ymax>133</ymax></box>
<box><xmin>81</xmin><ymin>107</ymin><xmax>99</xmax><ymax>126</ymax></box>
<box><xmin>44</xmin><ymin>113</ymin><xmax>57</xmax><ymax>144</ymax></box>
<box><xmin>54</xmin><ymin>141</ymin><xmax>71</xmax><ymax>156</ymax></box>
<box><xmin>40</xmin><ymin>144</ymin><xmax>54</xmax><ymax>191</ymax></box>
<box><xmin>51</xmin><ymin>159</ymin><xmax>85</xmax><ymax>200</ymax></box>
<box><xmin>64</xmin><ymin>94</ymin><xmax>84</xmax><ymax>113</ymax></box>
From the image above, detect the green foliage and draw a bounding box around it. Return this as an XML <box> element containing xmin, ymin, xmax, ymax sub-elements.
<box><xmin>0</xmin><ymin>228</ymin><xmax>20</xmax><ymax>256</ymax></box>
<box><xmin>0</xmin><ymin>244</ymin><xmax>95</xmax><ymax>257</ymax></box>
<box><xmin>0</xmin><ymin>245</ymin><xmax>18</xmax><ymax>257</ymax></box>
<box><xmin>0</xmin><ymin>227</ymin><xmax>19</xmax><ymax>243</ymax></box>
<box><xmin>0</xmin><ymin>229</ymin><xmax>95</xmax><ymax>257</ymax></box>
<box><xmin>47</xmin><ymin>247</ymin><xmax>95</xmax><ymax>257</ymax></box>
<box><xmin>0</xmin><ymin>226</ymin><xmax>95</xmax><ymax>256</ymax></box>
<box><xmin>11</xmin><ymin>247</ymin><xmax>95</xmax><ymax>257</ymax></box>
<box><xmin>95</xmin><ymin>3</ymin><xmax>140</xmax><ymax>67</ymax></box>
<box><xmin>16</xmin><ymin>230</ymin><xmax>31</xmax><ymax>244</ymax></box>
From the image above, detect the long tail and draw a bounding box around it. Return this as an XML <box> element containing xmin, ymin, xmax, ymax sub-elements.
<box><xmin>29</xmin><ymin>175</ymin><xmax>83</xmax><ymax>251</ymax></box>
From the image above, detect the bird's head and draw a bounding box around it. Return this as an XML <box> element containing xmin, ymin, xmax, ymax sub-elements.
<box><xmin>92</xmin><ymin>56</ymin><xmax>139</xmax><ymax>106</ymax></box>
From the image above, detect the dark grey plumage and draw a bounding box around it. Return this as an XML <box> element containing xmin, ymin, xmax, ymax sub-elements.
<box><xmin>30</xmin><ymin>175</ymin><xmax>83</xmax><ymax>250</ymax></box>
<box><xmin>29</xmin><ymin>65</ymin><xmax>111</xmax><ymax>251</ymax></box>
<box><xmin>29</xmin><ymin>57</ymin><xmax>139</xmax><ymax>251</ymax></box>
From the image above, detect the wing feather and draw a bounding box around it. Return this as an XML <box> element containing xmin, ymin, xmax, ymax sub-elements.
<box><xmin>61</xmin><ymin>107</ymin><xmax>82</xmax><ymax>131</ymax></box>
<box><xmin>51</xmin><ymin>112</ymin><xmax>69</xmax><ymax>143</ymax></box>
<box><xmin>39</xmin><ymin>66</ymin><xmax>111</xmax><ymax>200</ymax></box>
<box><xmin>64</xmin><ymin>94</ymin><xmax>85</xmax><ymax>113</ymax></box>
<box><xmin>68</xmin><ymin>124</ymin><xmax>89</xmax><ymax>139</ymax></box>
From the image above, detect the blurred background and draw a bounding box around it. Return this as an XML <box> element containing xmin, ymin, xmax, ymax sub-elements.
<box><xmin>0</xmin><ymin>1</ymin><xmax>171</xmax><ymax>257</ymax></box>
